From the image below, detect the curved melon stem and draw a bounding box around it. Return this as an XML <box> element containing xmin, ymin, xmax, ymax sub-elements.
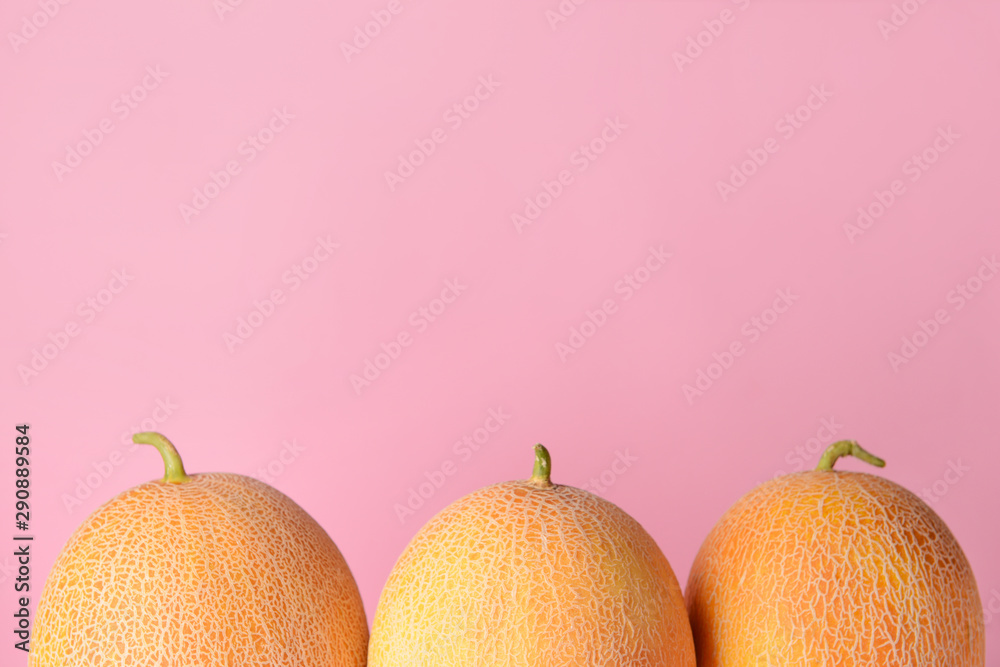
<box><xmin>816</xmin><ymin>440</ymin><xmax>886</xmax><ymax>472</ymax></box>
<box><xmin>133</xmin><ymin>432</ymin><xmax>192</xmax><ymax>484</ymax></box>
<box><xmin>529</xmin><ymin>443</ymin><xmax>554</xmax><ymax>488</ymax></box>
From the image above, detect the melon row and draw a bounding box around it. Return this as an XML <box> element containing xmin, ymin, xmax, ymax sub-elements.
<box><xmin>30</xmin><ymin>433</ymin><xmax>984</xmax><ymax>666</ymax></box>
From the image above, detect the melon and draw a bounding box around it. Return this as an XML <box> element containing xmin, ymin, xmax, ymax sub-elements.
<box><xmin>685</xmin><ymin>439</ymin><xmax>985</xmax><ymax>666</ymax></box>
<box><xmin>368</xmin><ymin>444</ymin><xmax>696</xmax><ymax>667</ymax></box>
<box><xmin>30</xmin><ymin>432</ymin><xmax>368</xmax><ymax>666</ymax></box>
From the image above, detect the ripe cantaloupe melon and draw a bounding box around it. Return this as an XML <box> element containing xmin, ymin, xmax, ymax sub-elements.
<box><xmin>686</xmin><ymin>440</ymin><xmax>985</xmax><ymax>666</ymax></box>
<box><xmin>369</xmin><ymin>444</ymin><xmax>696</xmax><ymax>667</ymax></box>
<box><xmin>30</xmin><ymin>432</ymin><xmax>368</xmax><ymax>666</ymax></box>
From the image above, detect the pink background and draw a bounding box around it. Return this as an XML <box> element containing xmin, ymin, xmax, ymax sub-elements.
<box><xmin>2</xmin><ymin>0</ymin><xmax>999</xmax><ymax>662</ymax></box>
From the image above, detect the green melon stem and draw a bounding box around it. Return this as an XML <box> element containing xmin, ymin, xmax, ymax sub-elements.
<box><xmin>133</xmin><ymin>432</ymin><xmax>192</xmax><ymax>483</ymax></box>
<box><xmin>530</xmin><ymin>443</ymin><xmax>553</xmax><ymax>488</ymax></box>
<box><xmin>816</xmin><ymin>440</ymin><xmax>886</xmax><ymax>472</ymax></box>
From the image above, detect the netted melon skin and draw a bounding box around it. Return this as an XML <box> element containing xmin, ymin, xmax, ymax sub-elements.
<box><xmin>30</xmin><ymin>473</ymin><xmax>368</xmax><ymax>667</ymax></box>
<box><xmin>686</xmin><ymin>471</ymin><xmax>985</xmax><ymax>667</ymax></box>
<box><xmin>369</xmin><ymin>480</ymin><xmax>696</xmax><ymax>667</ymax></box>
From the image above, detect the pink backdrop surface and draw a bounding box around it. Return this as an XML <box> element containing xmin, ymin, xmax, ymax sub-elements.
<box><xmin>2</xmin><ymin>0</ymin><xmax>1000</xmax><ymax>662</ymax></box>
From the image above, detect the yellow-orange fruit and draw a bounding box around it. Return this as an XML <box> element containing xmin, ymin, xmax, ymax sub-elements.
<box><xmin>686</xmin><ymin>440</ymin><xmax>984</xmax><ymax>666</ymax></box>
<box><xmin>30</xmin><ymin>432</ymin><xmax>368</xmax><ymax>666</ymax></box>
<box><xmin>369</xmin><ymin>444</ymin><xmax>696</xmax><ymax>667</ymax></box>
